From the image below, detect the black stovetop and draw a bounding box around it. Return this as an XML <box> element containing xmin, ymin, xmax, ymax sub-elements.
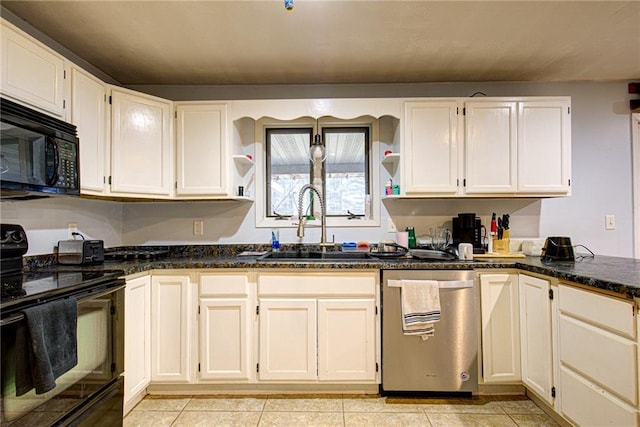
<box><xmin>104</xmin><ymin>248</ymin><xmax>169</xmax><ymax>261</ymax></box>
<box><xmin>0</xmin><ymin>268</ymin><xmax>125</xmax><ymax>313</ymax></box>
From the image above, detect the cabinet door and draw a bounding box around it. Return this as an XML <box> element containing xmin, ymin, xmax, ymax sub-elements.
<box><xmin>465</xmin><ymin>101</ymin><xmax>517</xmax><ymax>194</ymax></box>
<box><xmin>258</xmin><ymin>298</ymin><xmax>317</xmax><ymax>381</ymax></box>
<box><xmin>199</xmin><ymin>298</ymin><xmax>251</xmax><ymax>381</ymax></box>
<box><xmin>479</xmin><ymin>274</ymin><xmax>521</xmax><ymax>383</ymax></box>
<box><xmin>403</xmin><ymin>100</ymin><xmax>460</xmax><ymax>195</ymax></box>
<box><xmin>519</xmin><ymin>274</ymin><xmax>554</xmax><ymax>404</ymax></box>
<box><xmin>151</xmin><ymin>275</ymin><xmax>193</xmax><ymax>382</ymax></box>
<box><xmin>70</xmin><ymin>68</ymin><xmax>107</xmax><ymax>194</ymax></box>
<box><xmin>317</xmin><ymin>299</ymin><xmax>376</xmax><ymax>381</ymax></box>
<box><xmin>0</xmin><ymin>22</ymin><xmax>66</xmax><ymax>118</ymax></box>
<box><xmin>124</xmin><ymin>275</ymin><xmax>151</xmax><ymax>414</ymax></box>
<box><xmin>517</xmin><ymin>100</ymin><xmax>571</xmax><ymax>194</ymax></box>
<box><xmin>110</xmin><ymin>88</ymin><xmax>172</xmax><ymax>197</ymax></box>
<box><xmin>175</xmin><ymin>103</ymin><xmax>228</xmax><ymax>197</ymax></box>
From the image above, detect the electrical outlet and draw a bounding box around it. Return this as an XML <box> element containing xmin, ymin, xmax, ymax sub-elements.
<box><xmin>67</xmin><ymin>222</ymin><xmax>78</xmax><ymax>239</ymax></box>
<box><xmin>387</xmin><ymin>218</ymin><xmax>397</xmax><ymax>233</ymax></box>
<box><xmin>193</xmin><ymin>220</ymin><xmax>204</xmax><ymax>235</ymax></box>
<box><xmin>605</xmin><ymin>215</ymin><xmax>616</xmax><ymax>230</ymax></box>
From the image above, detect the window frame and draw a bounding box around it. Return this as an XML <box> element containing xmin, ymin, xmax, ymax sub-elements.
<box><xmin>255</xmin><ymin>117</ymin><xmax>381</xmax><ymax>229</ymax></box>
<box><xmin>321</xmin><ymin>126</ymin><xmax>371</xmax><ymax>218</ymax></box>
<box><xmin>265</xmin><ymin>127</ymin><xmax>313</xmax><ymax>219</ymax></box>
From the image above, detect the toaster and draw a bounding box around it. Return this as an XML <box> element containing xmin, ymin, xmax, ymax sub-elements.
<box><xmin>57</xmin><ymin>239</ymin><xmax>105</xmax><ymax>265</ymax></box>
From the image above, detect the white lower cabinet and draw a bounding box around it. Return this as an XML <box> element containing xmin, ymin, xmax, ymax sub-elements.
<box><xmin>479</xmin><ymin>273</ymin><xmax>521</xmax><ymax>383</ymax></box>
<box><xmin>257</xmin><ymin>271</ymin><xmax>379</xmax><ymax>383</ymax></box>
<box><xmin>318</xmin><ymin>299</ymin><xmax>377</xmax><ymax>381</ymax></box>
<box><xmin>519</xmin><ymin>274</ymin><xmax>555</xmax><ymax>405</ymax></box>
<box><xmin>151</xmin><ymin>274</ymin><xmax>195</xmax><ymax>383</ymax></box>
<box><xmin>557</xmin><ymin>284</ymin><xmax>639</xmax><ymax>427</ymax></box>
<box><xmin>258</xmin><ymin>298</ymin><xmax>318</xmax><ymax>381</ymax></box>
<box><xmin>198</xmin><ymin>272</ymin><xmax>253</xmax><ymax>381</ymax></box>
<box><xmin>124</xmin><ymin>275</ymin><xmax>151</xmax><ymax>414</ymax></box>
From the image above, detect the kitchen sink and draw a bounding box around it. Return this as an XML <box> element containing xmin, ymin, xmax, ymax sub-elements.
<box><xmin>258</xmin><ymin>251</ymin><xmax>371</xmax><ymax>261</ymax></box>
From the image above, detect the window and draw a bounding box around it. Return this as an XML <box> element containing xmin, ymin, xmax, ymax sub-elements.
<box><xmin>323</xmin><ymin>127</ymin><xmax>369</xmax><ymax>216</ymax></box>
<box><xmin>266</xmin><ymin>126</ymin><xmax>370</xmax><ymax>219</ymax></box>
<box><xmin>266</xmin><ymin>128</ymin><xmax>313</xmax><ymax>217</ymax></box>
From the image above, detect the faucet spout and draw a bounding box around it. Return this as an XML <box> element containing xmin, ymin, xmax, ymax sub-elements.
<box><xmin>296</xmin><ymin>184</ymin><xmax>327</xmax><ymax>247</ymax></box>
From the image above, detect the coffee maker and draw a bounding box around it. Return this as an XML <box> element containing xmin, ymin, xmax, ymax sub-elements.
<box><xmin>452</xmin><ymin>213</ymin><xmax>485</xmax><ymax>254</ymax></box>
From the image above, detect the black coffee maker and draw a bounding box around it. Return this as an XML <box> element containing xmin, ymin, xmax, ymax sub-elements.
<box><xmin>452</xmin><ymin>213</ymin><xmax>485</xmax><ymax>254</ymax></box>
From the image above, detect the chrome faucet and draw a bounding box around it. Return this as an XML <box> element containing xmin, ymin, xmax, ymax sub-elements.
<box><xmin>296</xmin><ymin>184</ymin><xmax>331</xmax><ymax>250</ymax></box>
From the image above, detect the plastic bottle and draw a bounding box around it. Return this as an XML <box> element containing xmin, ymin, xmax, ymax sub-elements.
<box><xmin>406</xmin><ymin>226</ymin><xmax>416</xmax><ymax>249</ymax></box>
<box><xmin>385</xmin><ymin>179</ymin><xmax>392</xmax><ymax>196</ymax></box>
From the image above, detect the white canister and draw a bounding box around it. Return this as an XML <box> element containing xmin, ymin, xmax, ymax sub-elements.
<box><xmin>458</xmin><ymin>243</ymin><xmax>473</xmax><ymax>260</ymax></box>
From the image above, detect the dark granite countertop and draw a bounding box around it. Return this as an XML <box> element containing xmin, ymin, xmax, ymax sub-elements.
<box><xmin>31</xmin><ymin>247</ymin><xmax>639</xmax><ymax>299</ymax></box>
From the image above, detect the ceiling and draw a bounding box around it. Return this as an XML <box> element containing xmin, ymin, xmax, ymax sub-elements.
<box><xmin>2</xmin><ymin>1</ymin><xmax>639</xmax><ymax>86</ymax></box>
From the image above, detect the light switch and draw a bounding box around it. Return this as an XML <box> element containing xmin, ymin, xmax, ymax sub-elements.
<box><xmin>605</xmin><ymin>215</ymin><xmax>616</xmax><ymax>230</ymax></box>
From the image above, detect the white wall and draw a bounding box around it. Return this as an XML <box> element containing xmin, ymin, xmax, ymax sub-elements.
<box><xmin>1</xmin><ymin>81</ymin><xmax>635</xmax><ymax>258</ymax></box>
<box><xmin>0</xmin><ymin>197</ymin><xmax>123</xmax><ymax>255</ymax></box>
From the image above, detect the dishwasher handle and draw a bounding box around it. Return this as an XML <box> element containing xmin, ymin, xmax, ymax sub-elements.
<box><xmin>387</xmin><ymin>279</ymin><xmax>474</xmax><ymax>289</ymax></box>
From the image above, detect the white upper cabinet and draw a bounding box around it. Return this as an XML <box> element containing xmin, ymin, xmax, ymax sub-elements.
<box><xmin>70</xmin><ymin>67</ymin><xmax>108</xmax><ymax>195</ymax></box>
<box><xmin>0</xmin><ymin>20</ymin><xmax>66</xmax><ymax>118</ymax></box>
<box><xmin>465</xmin><ymin>101</ymin><xmax>517</xmax><ymax>194</ymax></box>
<box><xmin>517</xmin><ymin>99</ymin><xmax>571</xmax><ymax>194</ymax></box>
<box><xmin>175</xmin><ymin>103</ymin><xmax>229</xmax><ymax>197</ymax></box>
<box><xmin>403</xmin><ymin>100</ymin><xmax>460</xmax><ymax>195</ymax></box>
<box><xmin>110</xmin><ymin>87</ymin><xmax>173</xmax><ymax>197</ymax></box>
<box><xmin>402</xmin><ymin>97</ymin><xmax>571</xmax><ymax>198</ymax></box>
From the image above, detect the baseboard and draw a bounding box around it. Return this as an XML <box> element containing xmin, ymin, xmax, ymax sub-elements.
<box><xmin>477</xmin><ymin>383</ymin><xmax>526</xmax><ymax>395</ymax></box>
<box><xmin>146</xmin><ymin>383</ymin><xmax>380</xmax><ymax>395</ymax></box>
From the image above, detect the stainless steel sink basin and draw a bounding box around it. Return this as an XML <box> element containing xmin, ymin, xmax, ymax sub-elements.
<box><xmin>258</xmin><ymin>251</ymin><xmax>371</xmax><ymax>261</ymax></box>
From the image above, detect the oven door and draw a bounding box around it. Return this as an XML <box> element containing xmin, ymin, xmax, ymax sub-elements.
<box><xmin>1</xmin><ymin>284</ymin><xmax>124</xmax><ymax>426</ymax></box>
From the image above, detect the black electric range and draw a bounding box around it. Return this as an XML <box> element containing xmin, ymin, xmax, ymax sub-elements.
<box><xmin>0</xmin><ymin>269</ymin><xmax>125</xmax><ymax>314</ymax></box>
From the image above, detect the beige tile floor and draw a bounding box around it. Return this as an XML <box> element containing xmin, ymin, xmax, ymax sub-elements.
<box><xmin>124</xmin><ymin>394</ymin><xmax>560</xmax><ymax>427</ymax></box>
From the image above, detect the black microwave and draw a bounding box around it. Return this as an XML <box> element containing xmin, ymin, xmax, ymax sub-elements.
<box><xmin>0</xmin><ymin>98</ymin><xmax>79</xmax><ymax>197</ymax></box>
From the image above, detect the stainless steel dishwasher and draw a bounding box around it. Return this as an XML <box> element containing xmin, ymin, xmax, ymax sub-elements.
<box><xmin>381</xmin><ymin>270</ymin><xmax>478</xmax><ymax>395</ymax></box>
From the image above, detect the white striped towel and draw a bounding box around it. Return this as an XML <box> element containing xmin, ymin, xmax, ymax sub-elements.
<box><xmin>400</xmin><ymin>279</ymin><xmax>441</xmax><ymax>339</ymax></box>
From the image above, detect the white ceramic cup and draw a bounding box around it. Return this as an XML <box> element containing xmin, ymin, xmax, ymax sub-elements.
<box><xmin>396</xmin><ymin>231</ymin><xmax>409</xmax><ymax>248</ymax></box>
<box><xmin>458</xmin><ymin>243</ymin><xmax>473</xmax><ymax>260</ymax></box>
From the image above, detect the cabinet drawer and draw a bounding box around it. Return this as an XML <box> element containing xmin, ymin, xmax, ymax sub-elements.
<box><xmin>200</xmin><ymin>274</ymin><xmax>250</xmax><ymax>296</ymax></box>
<box><xmin>559</xmin><ymin>314</ymin><xmax>638</xmax><ymax>405</ymax></box>
<box><xmin>560</xmin><ymin>368</ymin><xmax>639</xmax><ymax>427</ymax></box>
<box><xmin>558</xmin><ymin>284</ymin><xmax>636</xmax><ymax>339</ymax></box>
<box><xmin>258</xmin><ymin>272</ymin><xmax>376</xmax><ymax>297</ymax></box>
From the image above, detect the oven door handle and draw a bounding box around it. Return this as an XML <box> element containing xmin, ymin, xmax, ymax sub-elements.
<box><xmin>0</xmin><ymin>282</ymin><xmax>124</xmax><ymax>327</ymax></box>
<box><xmin>0</xmin><ymin>312</ymin><xmax>25</xmax><ymax>326</ymax></box>
<box><xmin>76</xmin><ymin>282</ymin><xmax>125</xmax><ymax>303</ymax></box>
